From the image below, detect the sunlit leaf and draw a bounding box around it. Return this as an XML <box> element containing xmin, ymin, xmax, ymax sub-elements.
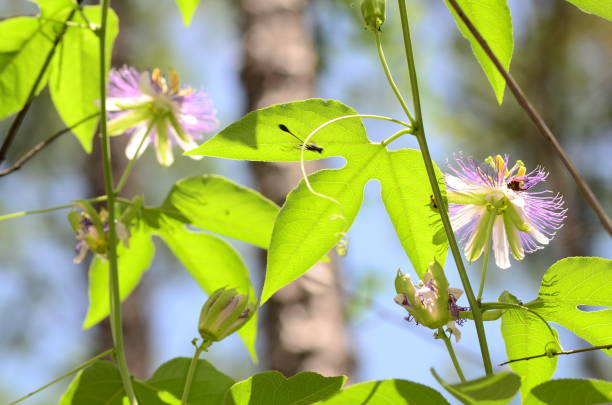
<box><xmin>499</xmin><ymin>291</ymin><xmax>559</xmax><ymax>399</ymax></box>
<box><xmin>316</xmin><ymin>379</ymin><xmax>450</xmax><ymax>404</ymax></box>
<box><xmin>563</xmin><ymin>0</ymin><xmax>612</xmax><ymax>21</ymax></box>
<box><xmin>524</xmin><ymin>379</ymin><xmax>612</xmax><ymax>405</ymax></box>
<box><xmin>82</xmin><ymin>225</ymin><xmax>155</xmax><ymax>329</ymax></box>
<box><xmin>49</xmin><ymin>5</ymin><xmax>119</xmax><ymax>152</ymax></box>
<box><xmin>534</xmin><ymin>257</ymin><xmax>612</xmax><ymax>356</ymax></box>
<box><xmin>433</xmin><ymin>369</ymin><xmax>520</xmax><ymax>405</ymax></box>
<box><xmin>157</xmin><ymin>218</ymin><xmax>258</xmax><ymax>361</ymax></box>
<box><xmin>444</xmin><ymin>0</ymin><xmax>513</xmax><ymax>104</ymax></box>
<box><xmin>162</xmin><ymin>175</ymin><xmax>279</xmax><ymax>249</ymax></box>
<box><xmin>147</xmin><ymin>357</ymin><xmax>234</xmax><ymax>405</ymax></box>
<box><xmin>175</xmin><ymin>0</ymin><xmax>201</xmax><ymax>26</ymax></box>
<box><xmin>222</xmin><ymin>371</ymin><xmax>346</xmax><ymax>405</ymax></box>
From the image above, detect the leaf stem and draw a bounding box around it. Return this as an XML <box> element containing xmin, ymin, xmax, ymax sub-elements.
<box><xmin>480</xmin><ymin>302</ymin><xmax>558</xmax><ymax>341</ymax></box>
<box><xmin>444</xmin><ymin>0</ymin><xmax>612</xmax><ymax>236</ymax></box>
<box><xmin>98</xmin><ymin>0</ymin><xmax>136</xmax><ymax>403</ymax></box>
<box><xmin>476</xmin><ymin>232</ymin><xmax>492</xmax><ymax>301</ymax></box>
<box><xmin>373</xmin><ymin>30</ymin><xmax>416</xmax><ymax>125</ymax></box>
<box><xmin>114</xmin><ymin>120</ymin><xmax>155</xmax><ymax>194</ymax></box>
<box><xmin>0</xmin><ymin>8</ymin><xmax>77</xmax><ymax>164</ymax></box>
<box><xmin>0</xmin><ymin>195</ymin><xmax>108</xmax><ymax>222</ymax></box>
<box><xmin>381</xmin><ymin>128</ymin><xmax>415</xmax><ymax>146</ymax></box>
<box><xmin>396</xmin><ymin>0</ymin><xmax>493</xmax><ymax>375</ymax></box>
<box><xmin>9</xmin><ymin>348</ymin><xmax>114</xmax><ymax>405</ymax></box>
<box><xmin>181</xmin><ymin>340</ymin><xmax>213</xmax><ymax>405</ymax></box>
<box><xmin>500</xmin><ymin>344</ymin><xmax>612</xmax><ymax>366</ymax></box>
<box><xmin>0</xmin><ymin>113</ymin><xmax>99</xmax><ymax>177</ymax></box>
<box><xmin>438</xmin><ymin>328</ymin><xmax>466</xmax><ymax>382</ymax></box>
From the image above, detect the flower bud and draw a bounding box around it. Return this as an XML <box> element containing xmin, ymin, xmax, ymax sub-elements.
<box><xmin>198</xmin><ymin>287</ymin><xmax>256</xmax><ymax>342</ymax></box>
<box><xmin>361</xmin><ymin>0</ymin><xmax>386</xmax><ymax>31</ymax></box>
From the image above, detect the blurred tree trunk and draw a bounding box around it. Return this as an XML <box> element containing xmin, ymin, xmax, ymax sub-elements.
<box><xmin>86</xmin><ymin>0</ymin><xmax>150</xmax><ymax>379</ymax></box>
<box><xmin>238</xmin><ymin>0</ymin><xmax>355</xmax><ymax>377</ymax></box>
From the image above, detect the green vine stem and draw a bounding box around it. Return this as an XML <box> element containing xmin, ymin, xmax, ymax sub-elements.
<box><xmin>98</xmin><ymin>0</ymin><xmax>136</xmax><ymax>402</ymax></box>
<box><xmin>445</xmin><ymin>0</ymin><xmax>612</xmax><ymax>236</ymax></box>
<box><xmin>476</xmin><ymin>232</ymin><xmax>492</xmax><ymax>301</ymax></box>
<box><xmin>396</xmin><ymin>0</ymin><xmax>494</xmax><ymax>375</ymax></box>
<box><xmin>181</xmin><ymin>339</ymin><xmax>213</xmax><ymax>405</ymax></box>
<box><xmin>114</xmin><ymin>120</ymin><xmax>155</xmax><ymax>194</ymax></box>
<box><xmin>437</xmin><ymin>328</ymin><xmax>466</xmax><ymax>382</ymax></box>
<box><xmin>0</xmin><ymin>195</ymin><xmax>108</xmax><ymax>222</ymax></box>
<box><xmin>9</xmin><ymin>349</ymin><xmax>114</xmax><ymax>405</ymax></box>
<box><xmin>500</xmin><ymin>343</ymin><xmax>612</xmax><ymax>366</ymax></box>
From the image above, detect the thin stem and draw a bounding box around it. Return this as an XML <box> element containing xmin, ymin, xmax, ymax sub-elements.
<box><xmin>396</xmin><ymin>0</ymin><xmax>494</xmax><ymax>375</ymax></box>
<box><xmin>0</xmin><ymin>9</ymin><xmax>77</xmax><ymax>164</ymax></box>
<box><xmin>445</xmin><ymin>0</ymin><xmax>612</xmax><ymax>236</ymax></box>
<box><xmin>480</xmin><ymin>302</ymin><xmax>558</xmax><ymax>341</ymax></box>
<box><xmin>0</xmin><ymin>195</ymin><xmax>108</xmax><ymax>222</ymax></box>
<box><xmin>181</xmin><ymin>340</ymin><xmax>213</xmax><ymax>405</ymax></box>
<box><xmin>381</xmin><ymin>128</ymin><xmax>414</xmax><ymax>146</ymax></box>
<box><xmin>476</xmin><ymin>233</ymin><xmax>492</xmax><ymax>301</ymax></box>
<box><xmin>114</xmin><ymin>120</ymin><xmax>154</xmax><ymax>194</ymax></box>
<box><xmin>9</xmin><ymin>349</ymin><xmax>114</xmax><ymax>405</ymax></box>
<box><xmin>500</xmin><ymin>344</ymin><xmax>612</xmax><ymax>366</ymax></box>
<box><xmin>438</xmin><ymin>328</ymin><xmax>466</xmax><ymax>382</ymax></box>
<box><xmin>98</xmin><ymin>0</ymin><xmax>136</xmax><ymax>403</ymax></box>
<box><xmin>0</xmin><ymin>113</ymin><xmax>99</xmax><ymax>177</ymax></box>
<box><xmin>373</xmin><ymin>30</ymin><xmax>416</xmax><ymax>125</ymax></box>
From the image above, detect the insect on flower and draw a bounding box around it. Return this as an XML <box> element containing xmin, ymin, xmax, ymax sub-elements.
<box><xmin>278</xmin><ymin>124</ymin><xmax>324</xmax><ymax>154</ymax></box>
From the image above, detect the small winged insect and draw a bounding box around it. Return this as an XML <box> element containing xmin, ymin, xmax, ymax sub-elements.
<box><xmin>278</xmin><ymin>124</ymin><xmax>323</xmax><ymax>154</ymax></box>
<box><xmin>429</xmin><ymin>194</ymin><xmax>438</xmax><ymax>210</ymax></box>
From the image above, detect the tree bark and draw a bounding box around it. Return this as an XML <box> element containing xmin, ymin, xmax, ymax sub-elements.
<box><xmin>239</xmin><ymin>0</ymin><xmax>355</xmax><ymax>377</ymax></box>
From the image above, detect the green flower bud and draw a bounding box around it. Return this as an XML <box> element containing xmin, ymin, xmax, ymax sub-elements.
<box><xmin>198</xmin><ymin>287</ymin><xmax>256</xmax><ymax>342</ymax></box>
<box><xmin>361</xmin><ymin>0</ymin><xmax>386</xmax><ymax>31</ymax></box>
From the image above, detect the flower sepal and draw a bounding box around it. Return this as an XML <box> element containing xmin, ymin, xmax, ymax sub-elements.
<box><xmin>198</xmin><ymin>287</ymin><xmax>256</xmax><ymax>342</ymax></box>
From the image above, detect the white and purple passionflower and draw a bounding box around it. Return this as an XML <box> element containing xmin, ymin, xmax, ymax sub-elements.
<box><xmin>106</xmin><ymin>66</ymin><xmax>218</xmax><ymax>166</ymax></box>
<box><xmin>446</xmin><ymin>154</ymin><xmax>566</xmax><ymax>269</ymax></box>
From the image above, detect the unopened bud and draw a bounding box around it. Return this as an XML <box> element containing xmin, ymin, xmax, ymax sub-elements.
<box><xmin>198</xmin><ymin>287</ymin><xmax>256</xmax><ymax>342</ymax></box>
<box><xmin>361</xmin><ymin>0</ymin><xmax>386</xmax><ymax>31</ymax></box>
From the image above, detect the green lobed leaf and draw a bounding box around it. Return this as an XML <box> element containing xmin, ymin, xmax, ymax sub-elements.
<box><xmin>222</xmin><ymin>371</ymin><xmax>346</xmax><ymax>405</ymax></box>
<box><xmin>563</xmin><ymin>0</ymin><xmax>612</xmax><ymax>21</ymax></box>
<box><xmin>186</xmin><ymin>98</ymin><xmax>371</xmax><ymax>162</ymax></box>
<box><xmin>499</xmin><ymin>291</ymin><xmax>559</xmax><ymax>399</ymax></box>
<box><xmin>59</xmin><ymin>360</ymin><xmax>171</xmax><ymax>405</ymax></box>
<box><xmin>49</xmin><ymin>5</ymin><xmax>119</xmax><ymax>152</ymax></box>
<box><xmin>162</xmin><ymin>175</ymin><xmax>279</xmax><ymax>249</ymax></box>
<box><xmin>147</xmin><ymin>357</ymin><xmax>234</xmax><ymax>405</ymax></box>
<box><xmin>175</xmin><ymin>0</ymin><xmax>201</xmax><ymax>26</ymax></box>
<box><xmin>376</xmin><ymin>149</ymin><xmax>448</xmax><ymax>276</ymax></box>
<box><xmin>157</xmin><ymin>218</ymin><xmax>258</xmax><ymax>361</ymax></box>
<box><xmin>82</xmin><ymin>225</ymin><xmax>155</xmax><ymax>329</ymax></box>
<box><xmin>0</xmin><ymin>12</ymin><xmax>68</xmax><ymax>119</ymax></box>
<box><xmin>444</xmin><ymin>0</ymin><xmax>513</xmax><ymax>104</ymax></box>
<box><xmin>533</xmin><ymin>257</ymin><xmax>612</xmax><ymax>356</ymax></box>
<box><xmin>315</xmin><ymin>379</ymin><xmax>450</xmax><ymax>405</ymax></box>
<box><xmin>432</xmin><ymin>369</ymin><xmax>520</xmax><ymax>405</ymax></box>
<box><xmin>524</xmin><ymin>379</ymin><xmax>612</xmax><ymax>405</ymax></box>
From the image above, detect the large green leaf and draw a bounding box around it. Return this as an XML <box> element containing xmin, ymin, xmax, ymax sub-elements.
<box><xmin>82</xmin><ymin>225</ymin><xmax>155</xmax><ymax>329</ymax></box>
<box><xmin>189</xmin><ymin>99</ymin><xmax>447</xmax><ymax>303</ymax></box>
<box><xmin>186</xmin><ymin>98</ymin><xmax>371</xmax><ymax>162</ymax></box>
<box><xmin>157</xmin><ymin>218</ymin><xmax>258</xmax><ymax>361</ymax></box>
<box><xmin>316</xmin><ymin>379</ymin><xmax>450</xmax><ymax>405</ymax></box>
<box><xmin>564</xmin><ymin>0</ymin><xmax>612</xmax><ymax>21</ymax></box>
<box><xmin>147</xmin><ymin>357</ymin><xmax>234</xmax><ymax>405</ymax></box>
<box><xmin>49</xmin><ymin>5</ymin><xmax>119</xmax><ymax>152</ymax></box>
<box><xmin>524</xmin><ymin>379</ymin><xmax>612</xmax><ymax>405</ymax></box>
<box><xmin>175</xmin><ymin>0</ymin><xmax>201</xmax><ymax>26</ymax></box>
<box><xmin>433</xmin><ymin>369</ymin><xmax>520</xmax><ymax>405</ymax></box>
<box><xmin>222</xmin><ymin>371</ymin><xmax>346</xmax><ymax>405</ymax></box>
<box><xmin>162</xmin><ymin>175</ymin><xmax>279</xmax><ymax>249</ymax></box>
<box><xmin>0</xmin><ymin>11</ymin><xmax>69</xmax><ymax>119</ymax></box>
<box><xmin>59</xmin><ymin>360</ymin><xmax>171</xmax><ymax>405</ymax></box>
<box><xmin>376</xmin><ymin>149</ymin><xmax>447</xmax><ymax>276</ymax></box>
<box><xmin>534</xmin><ymin>257</ymin><xmax>612</xmax><ymax>356</ymax></box>
<box><xmin>444</xmin><ymin>0</ymin><xmax>513</xmax><ymax>104</ymax></box>
<box><xmin>499</xmin><ymin>291</ymin><xmax>558</xmax><ymax>399</ymax></box>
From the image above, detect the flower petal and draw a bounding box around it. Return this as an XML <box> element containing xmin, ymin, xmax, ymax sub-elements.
<box><xmin>155</xmin><ymin>120</ymin><xmax>174</xmax><ymax>166</ymax></box>
<box><xmin>464</xmin><ymin>208</ymin><xmax>496</xmax><ymax>263</ymax></box>
<box><xmin>492</xmin><ymin>215</ymin><xmax>510</xmax><ymax>269</ymax></box>
<box><xmin>125</xmin><ymin>125</ymin><xmax>152</xmax><ymax>159</ymax></box>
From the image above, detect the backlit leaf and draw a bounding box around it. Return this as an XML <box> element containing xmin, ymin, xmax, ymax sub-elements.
<box><xmin>316</xmin><ymin>379</ymin><xmax>450</xmax><ymax>404</ymax></box>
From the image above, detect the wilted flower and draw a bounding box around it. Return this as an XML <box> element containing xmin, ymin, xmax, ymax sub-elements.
<box><xmin>394</xmin><ymin>262</ymin><xmax>466</xmax><ymax>342</ymax></box>
<box><xmin>198</xmin><ymin>287</ymin><xmax>256</xmax><ymax>342</ymax></box>
<box><xmin>106</xmin><ymin>66</ymin><xmax>218</xmax><ymax>166</ymax></box>
<box><xmin>446</xmin><ymin>154</ymin><xmax>566</xmax><ymax>269</ymax></box>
